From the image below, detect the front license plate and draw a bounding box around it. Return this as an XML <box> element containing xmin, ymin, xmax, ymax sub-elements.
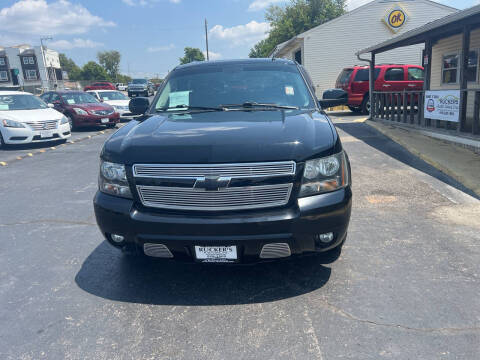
<box><xmin>101</xmin><ymin>118</ymin><xmax>109</xmax><ymax>124</ymax></box>
<box><xmin>40</xmin><ymin>130</ymin><xmax>54</xmax><ymax>138</ymax></box>
<box><xmin>195</xmin><ymin>246</ymin><xmax>237</xmax><ymax>263</ymax></box>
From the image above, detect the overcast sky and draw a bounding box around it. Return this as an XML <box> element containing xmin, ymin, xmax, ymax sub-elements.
<box><xmin>0</xmin><ymin>0</ymin><xmax>477</xmax><ymax>78</ymax></box>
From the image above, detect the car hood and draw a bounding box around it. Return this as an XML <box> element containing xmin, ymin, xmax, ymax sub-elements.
<box><xmin>105</xmin><ymin>100</ymin><xmax>129</xmax><ymax>107</ymax></box>
<box><xmin>71</xmin><ymin>103</ymin><xmax>114</xmax><ymax>111</ymax></box>
<box><xmin>0</xmin><ymin>108</ymin><xmax>63</xmax><ymax>123</ymax></box>
<box><xmin>102</xmin><ymin>110</ymin><xmax>339</xmax><ymax>165</ymax></box>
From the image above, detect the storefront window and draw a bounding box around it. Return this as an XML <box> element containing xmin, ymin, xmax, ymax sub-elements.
<box><xmin>442</xmin><ymin>54</ymin><xmax>458</xmax><ymax>84</ymax></box>
<box><xmin>467</xmin><ymin>50</ymin><xmax>478</xmax><ymax>82</ymax></box>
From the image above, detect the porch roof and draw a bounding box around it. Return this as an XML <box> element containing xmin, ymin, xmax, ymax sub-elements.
<box><xmin>357</xmin><ymin>4</ymin><xmax>480</xmax><ymax>55</ymax></box>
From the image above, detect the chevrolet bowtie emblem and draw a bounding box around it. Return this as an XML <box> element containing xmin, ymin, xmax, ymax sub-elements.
<box><xmin>194</xmin><ymin>176</ymin><xmax>231</xmax><ymax>191</ymax></box>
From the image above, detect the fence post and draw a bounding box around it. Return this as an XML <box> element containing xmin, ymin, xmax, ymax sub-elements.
<box><xmin>419</xmin><ymin>93</ymin><xmax>424</xmax><ymax>126</ymax></box>
<box><xmin>474</xmin><ymin>91</ymin><xmax>480</xmax><ymax>135</ymax></box>
<box><xmin>409</xmin><ymin>93</ymin><xmax>415</xmax><ymax>124</ymax></box>
<box><xmin>381</xmin><ymin>93</ymin><xmax>385</xmax><ymax>119</ymax></box>
<box><xmin>386</xmin><ymin>94</ymin><xmax>390</xmax><ymax>121</ymax></box>
<box><xmin>403</xmin><ymin>91</ymin><xmax>407</xmax><ymax>123</ymax></box>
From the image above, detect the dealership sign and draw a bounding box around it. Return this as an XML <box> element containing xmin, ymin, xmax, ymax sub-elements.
<box><xmin>383</xmin><ymin>5</ymin><xmax>408</xmax><ymax>33</ymax></box>
<box><xmin>424</xmin><ymin>90</ymin><xmax>460</xmax><ymax>122</ymax></box>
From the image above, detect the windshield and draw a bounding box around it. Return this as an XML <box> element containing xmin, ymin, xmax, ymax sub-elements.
<box><xmin>61</xmin><ymin>92</ymin><xmax>99</xmax><ymax>105</ymax></box>
<box><xmin>132</xmin><ymin>79</ymin><xmax>147</xmax><ymax>84</ymax></box>
<box><xmin>98</xmin><ymin>91</ymin><xmax>128</xmax><ymax>101</ymax></box>
<box><xmin>154</xmin><ymin>63</ymin><xmax>315</xmax><ymax>111</ymax></box>
<box><xmin>0</xmin><ymin>94</ymin><xmax>48</xmax><ymax>111</ymax></box>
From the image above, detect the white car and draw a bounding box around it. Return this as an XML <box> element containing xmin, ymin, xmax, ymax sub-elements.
<box><xmin>0</xmin><ymin>91</ymin><xmax>71</xmax><ymax>148</ymax></box>
<box><xmin>86</xmin><ymin>90</ymin><xmax>133</xmax><ymax>119</ymax></box>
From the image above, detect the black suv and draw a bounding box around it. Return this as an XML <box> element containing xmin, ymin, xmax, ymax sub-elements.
<box><xmin>94</xmin><ymin>59</ymin><xmax>352</xmax><ymax>264</ymax></box>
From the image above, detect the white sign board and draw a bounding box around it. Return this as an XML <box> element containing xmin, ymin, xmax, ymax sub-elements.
<box><xmin>424</xmin><ymin>90</ymin><xmax>460</xmax><ymax>122</ymax></box>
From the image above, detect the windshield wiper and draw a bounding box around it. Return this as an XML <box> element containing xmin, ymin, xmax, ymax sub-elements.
<box><xmin>220</xmin><ymin>102</ymin><xmax>299</xmax><ymax>110</ymax></box>
<box><xmin>156</xmin><ymin>104</ymin><xmax>224</xmax><ymax>112</ymax></box>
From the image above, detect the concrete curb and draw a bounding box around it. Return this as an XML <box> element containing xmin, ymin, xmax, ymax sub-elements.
<box><xmin>0</xmin><ymin>128</ymin><xmax>114</xmax><ymax>167</ymax></box>
<box><xmin>366</xmin><ymin>119</ymin><xmax>480</xmax><ymax>197</ymax></box>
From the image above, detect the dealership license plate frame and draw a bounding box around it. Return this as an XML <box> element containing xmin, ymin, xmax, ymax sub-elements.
<box><xmin>101</xmin><ymin>118</ymin><xmax>109</xmax><ymax>124</ymax></box>
<box><xmin>194</xmin><ymin>245</ymin><xmax>238</xmax><ymax>263</ymax></box>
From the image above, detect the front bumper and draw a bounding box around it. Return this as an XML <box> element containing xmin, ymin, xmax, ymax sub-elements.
<box><xmin>73</xmin><ymin>113</ymin><xmax>120</xmax><ymax>127</ymax></box>
<box><xmin>1</xmin><ymin>123</ymin><xmax>71</xmax><ymax>144</ymax></box>
<box><xmin>93</xmin><ymin>187</ymin><xmax>352</xmax><ymax>263</ymax></box>
<box><xmin>128</xmin><ymin>89</ymin><xmax>148</xmax><ymax>96</ymax></box>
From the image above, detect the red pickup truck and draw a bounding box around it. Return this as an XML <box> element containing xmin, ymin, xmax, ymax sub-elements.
<box><xmin>335</xmin><ymin>64</ymin><xmax>424</xmax><ymax>114</ymax></box>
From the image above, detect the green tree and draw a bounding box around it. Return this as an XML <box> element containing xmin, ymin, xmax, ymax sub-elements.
<box><xmin>179</xmin><ymin>47</ymin><xmax>205</xmax><ymax>65</ymax></box>
<box><xmin>97</xmin><ymin>50</ymin><xmax>121</xmax><ymax>80</ymax></box>
<box><xmin>80</xmin><ymin>61</ymin><xmax>110</xmax><ymax>81</ymax></box>
<box><xmin>59</xmin><ymin>53</ymin><xmax>82</xmax><ymax>80</ymax></box>
<box><xmin>249</xmin><ymin>0</ymin><xmax>346</xmax><ymax>58</ymax></box>
<box><xmin>116</xmin><ymin>74</ymin><xmax>132</xmax><ymax>84</ymax></box>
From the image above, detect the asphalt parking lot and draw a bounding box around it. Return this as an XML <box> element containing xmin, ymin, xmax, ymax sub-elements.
<box><xmin>0</xmin><ymin>112</ymin><xmax>479</xmax><ymax>359</ymax></box>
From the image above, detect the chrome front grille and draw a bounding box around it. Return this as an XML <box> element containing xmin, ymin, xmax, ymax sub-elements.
<box><xmin>26</xmin><ymin>120</ymin><xmax>58</xmax><ymax>130</ymax></box>
<box><xmin>92</xmin><ymin>109</ymin><xmax>114</xmax><ymax>116</ymax></box>
<box><xmin>133</xmin><ymin>161</ymin><xmax>296</xmax><ymax>178</ymax></box>
<box><xmin>136</xmin><ymin>183</ymin><xmax>293</xmax><ymax>211</ymax></box>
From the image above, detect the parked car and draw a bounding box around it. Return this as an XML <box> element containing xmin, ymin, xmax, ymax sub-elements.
<box><xmin>83</xmin><ymin>82</ymin><xmax>116</xmax><ymax>92</ymax></box>
<box><xmin>333</xmin><ymin>64</ymin><xmax>424</xmax><ymax>114</ymax></box>
<box><xmin>0</xmin><ymin>91</ymin><xmax>71</xmax><ymax>147</ymax></box>
<box><xmin>86</xmin><ymin>90</ymin><xmax>134</xmax><ymax>119</ymax></box>
<box><xmin>116</xmin><ymin>83</ymin><xmax>128</xmax><ymax>91</ymax></box>
<box><xmin>127</xmin><ymin>79</ymin><xmax>154</xmax><ymax>97</ymax></box>
<box><xmin>94</xmin><ymin>58</ymin><xmax>352</xmax><ymax>264</ymax></box>
<box><xmin>40</xmin><ymin>91</ymin><xmax>120</xmax><ymax>130</ymax></box>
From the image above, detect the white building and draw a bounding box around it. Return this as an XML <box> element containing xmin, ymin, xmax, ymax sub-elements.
<box><xmin>271</xmin><ymin>0</ymin><xmax>457</xmax><ymax>96</ymax></box>
<box><xmin>0</xmin><ymin>44</ymin><xmax>64</xmax><ymax>93</ymax></box>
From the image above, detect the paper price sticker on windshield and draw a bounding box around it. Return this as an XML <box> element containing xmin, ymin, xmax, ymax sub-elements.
<box><xmin>0</xmin><ymin>104</ymin><xmax>9</xmax><ymax>110</ymax></box>
<box><xmin>169</xmin><ymin>91</ymin><xmax>191</xmax><ymax>108</ymax></box>
<box><xmin>285</xmin><ymin>86</ymin><xmax>294</xmax><ymax>96</ymax></box>
<box><xmin>67</xmin><ymin>99</ymin><xmax>75</xmax><ymax>104</ymax></box>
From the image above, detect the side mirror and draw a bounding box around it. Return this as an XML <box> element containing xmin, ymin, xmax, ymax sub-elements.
<box><xmin>319</xmin><ymin>89</ymin><xmax>348</xmax><ymax>109</ymax></box>
<box><xmin>129</xmin><ymin>97</ymin><xmax>150</xmax><ymax>115</ymax></box>
<box><xmin>47</xmin><ymin>103</ymin><xmax>54</xmax><ymax>108</ymax></box>
<box><xmin>318</xmin><ymin>99</ymin><xmax>343</xmax><ymax>108</ymax></box>
<box><xmin>99</xmin><ymin>98</ymin><xmax>104</xmax><ymax>102</ymax></box>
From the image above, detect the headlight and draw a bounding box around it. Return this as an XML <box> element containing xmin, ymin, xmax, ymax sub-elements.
<box><xmin>98</xmin><ymin>160</ymin><xmax>132</xmax><ymax>198</ymax></box>
<box><xmin>1</xmin><ymin>119</ymin><xmax>25</xmax><ymax>128</ymax></box>
<box><xmin>60</xmin><ymin>115</ymin><xmax>69</xmax><ymax>125</ymax></box>
<box><xmin>73</xmin><ymin>107</ymin><xmax>88</xmax><ymax>115</ymax></box>
<box><xmin>299</xmin><ymin>152</ymin><xmax>350</xmax><ymax>197</ymax></box>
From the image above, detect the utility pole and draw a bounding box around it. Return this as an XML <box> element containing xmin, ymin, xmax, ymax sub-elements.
<box><xmin>205</xmin><ymin>18</ymin><xmax>209</xmax><ymax>61</ymax></box>
<box><xmin>40</xmin><ymin>36</ymin><xmax>53</xmax><ymax>91</ymax></box>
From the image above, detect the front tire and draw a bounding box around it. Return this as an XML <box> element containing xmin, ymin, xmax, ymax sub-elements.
<box><xmin>361</xmin><ymin>95</ymin><xmax>371</xmax><ymax>115</ymax></box>
<box><xmin>348</xmin><ymin>106</ymin><xmax>361</xmax><ymax>113</ymax></box>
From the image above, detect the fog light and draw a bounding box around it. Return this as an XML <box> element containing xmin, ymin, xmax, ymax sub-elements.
<box><xmin>111</xmin><ymin>234</ymin><xmax>125</xmax><ymax>243</ymax></box>
<box><xmin>316</xmin><ymin>232</ymin><xmax>334</xmax><ymax>243</ymax></box>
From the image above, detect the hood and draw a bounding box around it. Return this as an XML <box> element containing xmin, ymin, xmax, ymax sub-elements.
<box><xmin>71</xmin><ymin>102</ymin><xmax>114</xmax><ymax>111</ymax></box>
<box><xmin>104</xmin><ymin>100</ymin><xmax>129</xmax><ymax>107</ymax></box>
<box><xmin>0</xmin><ymin>108</ymin><xmax>63</xmax><ymax>123</ymax></box>
<box><xmin>103</xmin><ymin>110</ymin><xmax>339</xmax><ymax>165</ymax></box>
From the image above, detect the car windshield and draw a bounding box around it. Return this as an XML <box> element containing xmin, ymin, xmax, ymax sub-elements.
<box><xmin>154</xmin><ymin>63</ymin><xmax>315</xmax><ymax>111</ymax></box>
<box><xmin>61</xmin><ymin>92</ymin><xmax>99</xmax><ymax>105</ymax></box>
<box><xmin>99</xmin><ymin>91</ymin><xmax>128</xmax><ymax>101</ymax></box>
<box><xmin>0</xmin><ymin>94</ymin><xmax>48</xmax><ymax>111</ymax></box>
<box><xmin>132</xmin><ymin>79</ymin><xmax>147</xmax><ymax>84</ymax></box>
